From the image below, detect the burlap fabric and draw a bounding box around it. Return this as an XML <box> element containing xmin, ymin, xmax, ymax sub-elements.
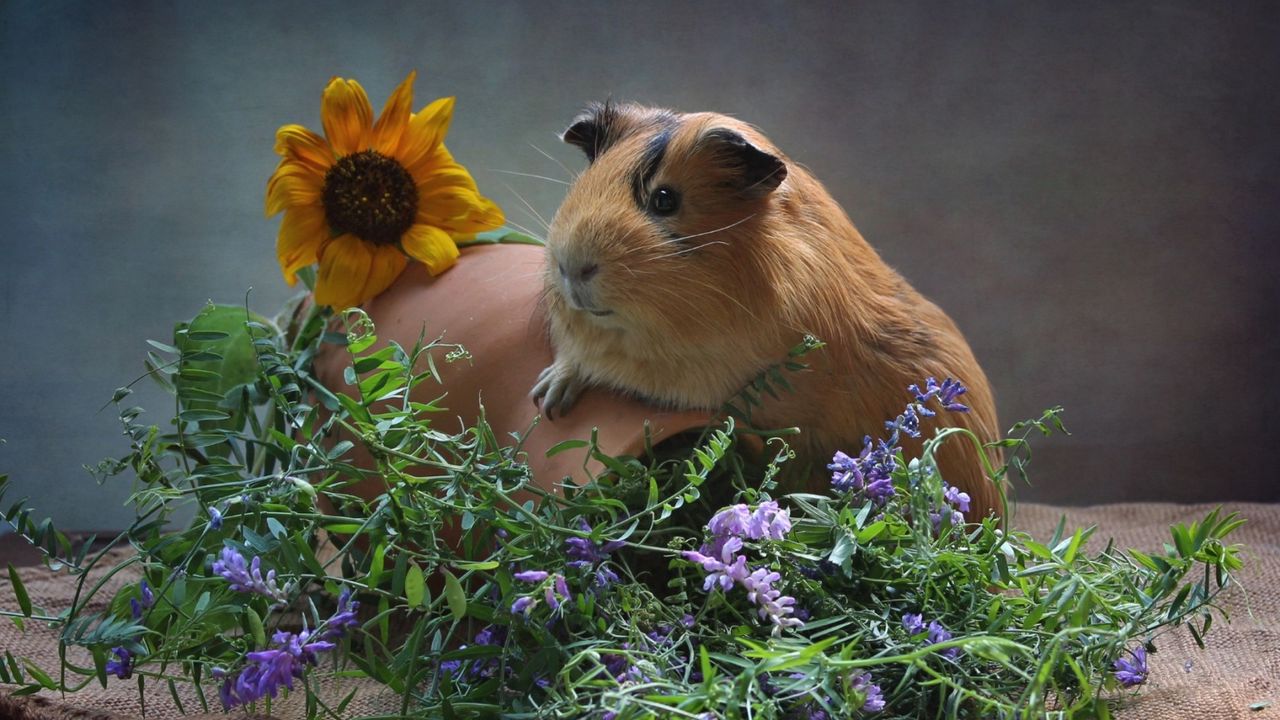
<box><xmin>2</xmin><ymin>503</ymin><xmax>1276</xmax><ymax>719</ymax></box>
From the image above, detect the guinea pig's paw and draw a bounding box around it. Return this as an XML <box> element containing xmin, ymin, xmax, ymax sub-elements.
<box><xmin>531</xmin><ymin>362</ymin><xmax>585</xmax><ymax>420</ymax></box>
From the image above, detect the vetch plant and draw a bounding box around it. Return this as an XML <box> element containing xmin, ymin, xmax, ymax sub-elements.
<box><xmin>0</xmin><ymin>307</ymin><xmax>1245</xmax><ymax>718</ymax></box>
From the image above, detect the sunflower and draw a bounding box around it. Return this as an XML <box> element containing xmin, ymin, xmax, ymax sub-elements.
<box><xmin>266</xmin><ymin>71</ymin><xmax>504</xmax><ymax>309</ymax></box>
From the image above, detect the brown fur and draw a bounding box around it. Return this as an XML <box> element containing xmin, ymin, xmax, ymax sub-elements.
<box><xmin>536</xmin><ymin>103</ymin><xmax>1004</xmax><ymax>517</ymax></box>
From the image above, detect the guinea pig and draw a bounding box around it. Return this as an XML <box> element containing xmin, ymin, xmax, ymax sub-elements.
<box><xmin>531</xmin><ymin>101</ymin><xmax>1004</xmax><ymax>517</ymax></box>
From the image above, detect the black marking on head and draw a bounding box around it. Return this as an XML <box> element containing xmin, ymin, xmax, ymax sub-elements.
<box><xmin>562</xmin><ymin>101</ymin><xmax>679</xmax><ymax>167</ymax></box>
<box><xmin>701</xmin><ymin>128</ymin><xmax>787</xmax><ymax>198</ymax></box>
<box><xmin>630</xmin><ymin>126</ymin><xmax>675</xmax><ymax>207</ymax></box>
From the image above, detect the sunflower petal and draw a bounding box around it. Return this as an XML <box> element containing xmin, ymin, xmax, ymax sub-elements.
<box><xmin>398</xmin><ymin>96</ymin><xmax>455</xmax><ymax>176</ymax></box>
<box><xmin>372</xmin><ymin>71</ymin><xmax>416</xmax><ymax>157</ymax></box>
<box><xmin>315</xmin><ymin>234</ymin><xmax>375</xmax><ymax>309</ymax></box>
<box><xmin>314</xmin><ymin>235</ymin><xmax>408</xmax><ymax>309</ymax></box>
<box><xmin>413</xmin><ymin>147</ymin><xmax>505</xmax><ymax>233</ymax></box>
<box><xmin>361</xmin><ymin>243</ymin><xmax>410</xmax><ymax>304</ymax></box>
<box><xmin>266</xmin><ymin>160</ymin><xmax>323</xmax><ymax>216</ymax></box>
<box><xmin>321</xmin><ymin>77</ymin><xmax>374</xmax><ymax>157</ymax></box>
<box><xmin>400</xmin><ymin>224</ymin><xmax>460</xmax><ymax>275</ymax></box>
<box><xmin>276</xmin><ymin>206</ymin><xmax>328</xmax><ymax>285</ymax></box>
<box><xmin>273</xmin><ymin>124</ymin><xmax>334</xmax><ymax>174</ymax></box>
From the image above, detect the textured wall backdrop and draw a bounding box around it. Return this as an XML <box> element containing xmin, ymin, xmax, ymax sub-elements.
<box><xmin>1</xmin><ymin>1</ymin><xmax>1277</xmax><ymax>532</ymax></box>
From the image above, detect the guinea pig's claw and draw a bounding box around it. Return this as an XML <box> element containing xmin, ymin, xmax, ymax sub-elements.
<box><xmin>531</xmin><ymin>364</ymin><xmax>583</xmax><ymax>420</ymax></box>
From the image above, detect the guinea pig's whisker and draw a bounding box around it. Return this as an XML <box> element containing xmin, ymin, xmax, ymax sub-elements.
<box><xmin>529</xmin><ymin>141</ymin><xmax>579</xmax><ymax>181</ymax></box>
<box><xmin>500</xmin><ymin>182</ymin><xmax>552</xmax><ymax>231</ymax></box>
<box><xmin>669</xmin><ymin>214</ymin><xmax>757</xmax><ymax>246</ymax></box>
<box><xmin>500</xmin><ymin>217</ymin><xmax>547</xmax><ymax>243</ymax></box>
<box><xmin>637</xmin><ymin>212</ymin><xmax>752</xmax><ymax>266</ymax></box>
<box><xmin>742</xmin><ymin>166</ymin><xmax>786</xmax><ymax>193</ymax></box>
<box><xmin>486</xmin><ymin>168</ymin><xmax>571</xmax><ymax>186</ymax></box>
<box><xmin>634</xmin><ymin>267</ymin><xmax>761</xmax><ymax>323</ymax></box>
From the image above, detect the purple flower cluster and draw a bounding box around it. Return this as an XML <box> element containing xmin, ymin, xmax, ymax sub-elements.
<box><xmin>212</xmin><ymin>546</ymin><xmax>289</xmax><ymax>603</ymax></box>
<box><xmin>829</xmin><ymin>378</ymin><xmax>972</xmax><ymax>504</ymax></box>
<box><xmin>218</xmin><ymin>628</ymin><xmax>334</xmax><ymax>708</ymax></box>
<box><xmin>105</xmin><ymin>646</ymin><xmax>134</xmax><ymax>680</ymax></box>
<box><xmin>828</xmin><ymin>439</ymin><xmax>897</xmax><ymax>505</ymax></box>
<box><xmin>788</xmin><ymin>671</ymin><xmax>885</xmax><ymax>717</ymax></box>
<box><xmin>1113</xmin><ymin>645</ymin><xmax>1149</xmax><ymax>687</ymax></box>
<box><xmin>683</xmin><ymin>501</ymin><xmax>803</xmax><ymax>634</ymax></box>
<box><xmin>851</xmin><ymin>672</ymin><xmax>886</xmax><ymax>712</ymax></box>
<box><xmin>439</xmin><ymin>624</ymin><xmax>506</xmax><ymax>681</ymax></box>
<box><xmin>910</xmin><ymin>377</ymin><xmax>969</xmax><ymax>414</ymax></box>
<box><xmin>930</xmin><ymin>482</ymin><xmax>972</xmax><ymax>532</ymax></box>
<box><xmin>130</xmin><ymin>580</ymin><xmax>154</xmax><ymax>620</ymax></box>
<box><xmin>903</xmin><ymin>612</ymin><xmax>960</xmax><ymax>660</ymax></box>
<box><xmin>215</xmin><ymin>584</ymin><xmax>360</xmax><ymax>708</ymax></box>
<box><xmin>322</xmin><ymin>587</ymin><xmax>360</xmax><ymax>640</ymax></box>
<box><xmin>510</xmin><ymin>570</ymin><xmax>572</xmax><ymax>615</ymax></box>
<box><xmin>566</xmin><ymin>519</ymin><xmax>625</xmax><ymax>586</ymax></box>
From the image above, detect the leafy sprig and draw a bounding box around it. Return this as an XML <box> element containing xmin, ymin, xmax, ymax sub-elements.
<box><xmin>0</xmin><ymin>303</ymin><xmax>1245</xmax><ymax>719</ymax></box>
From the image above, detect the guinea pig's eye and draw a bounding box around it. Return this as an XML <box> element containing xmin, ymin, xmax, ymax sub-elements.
<box><xmin>648</xmin><ymin>187</ymin><xmax>681</xmax><ymax>216</ymax></box>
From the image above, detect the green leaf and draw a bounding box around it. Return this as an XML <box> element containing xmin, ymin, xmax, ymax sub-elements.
<box><xmin>173</xmin><ymin>303</ymin><xmax>276</xmax><ymax>432</ymax></box>
<box><xmin>454</xmin><ymin>561</ymin><xmax>500</xmax><ymax>571</ymax></box>
<box><xmin>246</xmin><ymin>606</ymin><xmax>266</xmax><ymax>648</ymax></box>
<box><xmin>546</xmin><ymin>439</ymin><xmax>589</xmax><ymax>457</ymax></box>
<box><xmin>442</xmin><ymin>569</ymin><xmax>466</xmax><ymax>621</ymax></box>
<box><xmin>23</xmin><ymin>661</ymin><xmax>56</xmax><ymax>690</ymax></box>
<box><xmin>7</xmin><ymin>564</ymin><xmax>31</xmax><ymax>617</ymax></box>
<box><xmin>405</xmin><ymin>563</ymin><xmax>426</xmax><ymax>609</ymax></box>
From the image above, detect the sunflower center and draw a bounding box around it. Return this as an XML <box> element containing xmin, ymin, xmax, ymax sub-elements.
<box><xmin>321</xmin><ymin>150</ymin><xmax>418</xmax><ymax>245</ymax></box>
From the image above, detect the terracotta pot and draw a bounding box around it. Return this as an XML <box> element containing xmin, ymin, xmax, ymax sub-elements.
<box><xmin>311</xmin><ymin>243</ymin><xmax>713</xmax><ymax>503</ymax></box>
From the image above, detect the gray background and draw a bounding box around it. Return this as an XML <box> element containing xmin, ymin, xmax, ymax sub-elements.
<box><xmin>1</xmin><ymin>1</ymin><xmax>1277</xmax><ymax>532</ymax></box>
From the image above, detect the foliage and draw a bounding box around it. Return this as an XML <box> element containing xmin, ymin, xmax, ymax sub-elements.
<box><xmin>0</xmin><ymin>301</ymin><xmax>1245</xmax><ymax>719</ymax></box>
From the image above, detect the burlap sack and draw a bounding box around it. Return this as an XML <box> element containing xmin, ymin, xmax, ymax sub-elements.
<box><xmin>2</xmin><ymin>503</ymin><xmax>1276</xmax><ymax>719</ymax></box>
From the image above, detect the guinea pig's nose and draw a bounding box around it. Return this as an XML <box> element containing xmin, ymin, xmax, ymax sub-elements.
<box><xmin>561</xmin><ymin>261</ymin><xmax>599</xmax><ymax>283</ymax></box>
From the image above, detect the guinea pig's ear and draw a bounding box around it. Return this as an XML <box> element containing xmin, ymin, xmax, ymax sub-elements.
<box><xmin>700</xmin><ymin>128</ymin><xmax>787</xmax><ymax>199</ymax></box>
<box><xmin>561</xmin><ymin>102</ymin><xmax>618</xmax><ymax>162</ymax></box>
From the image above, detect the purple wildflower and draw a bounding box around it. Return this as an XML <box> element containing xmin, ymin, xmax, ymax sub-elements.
<box><xmin>886</xmin><ymin>404</ymin><xmax>923</xmax><ymax>440</ymax></box>
<box><xmin>902</xmin><ymin>612</ymin><xmax>925</xmax><ymax>635</ymax></box>
<box><xmin>474</xmin><ymin>625</ymin><xmax>505</xmax><ymax>646</ymax></box>
<box><xmin>747</xmin><ymin>500</ymin><xmax>792</xmax><ymax>540</ymax></box>
<box><xmin>683</xmin><ymin>540</ymin><xmax>801</xmax><ymax>633</ymax></box>
<box><xmin>105</xmin><ymin>646</ymin><xmax>133</xmax><ymax>680</ymax></box>
<box><xmin>514</xmin><ymin>570</ymin><xmax>550</xmax><ymax>583</ymax></box>
<box><xmin>130</xmin><ymin>580</ymin><xmax>155</xmax><ymax>620</ymax></box>
<box><xmin>566</xmin><ymin>519</ymin><xmax>624</xmax><ymax>586</ymax></box>
<box><xmin>927</xmin><ymin>620</ymin><xmax>960</xmax><ymax>659</ymax></box>
<box><xmin>322</xmin><ymin>587</ymin><xmax>360</xmax><ymax>640</ymax></box>
<box><xmin>1113</xmin><ymin>646</ymin><xmax>1149</xmax><ymax>687</ymax></box>
<box><xmin>944</xmin><ymin>484</ymin><xmax>971</xmax><ymax>513</ymax></box>
<box><xmin>708</xmin><ymin>504</ymin><xmax>753</xmax><ymax>539</ymax></box>
<box><xmin>829</xmin><ymin>437</ymin><xmax>898</xmax><ymax>505</ymax></box>
<box><xmin>851</xmin><ymin>672</ymin><xmax>885</xmax><ymax>712</ymax></box>
<box><xmin>910</xmin><ymin>377</ymin><xmax>970</xmax><ymax>413</ymax></box>
<box><xmin>511</xmin><ymin>596</ymin><xmax>535</xmax><ymax>615</ymax></box>
<box><xmin>544</xmin><ymin>574</ymin><xmax>571</xmax><ymax>612</ymax></box>
<box><xmin>220</xmin><ymin>628</ymin><xmax>334</xmax><ymax>708</ymax></box>
<box><xmin>683</xmin><ymin>536</ymin><xmax>751</xmax><ymax>592</ymax></box>
<box><xmin>212</xmin><ymin>546</ymin><xmax>288</xmax><ymax>602</ymax></box>
<box><xmin>208</xmin><ymin>506</ymin><xmax>224</xmax><ymax>530</ymax></box>
<box><xmin>594</xmin><ymin>565</ymin><xmax>620</xmax><ymax>587</ymax></box>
